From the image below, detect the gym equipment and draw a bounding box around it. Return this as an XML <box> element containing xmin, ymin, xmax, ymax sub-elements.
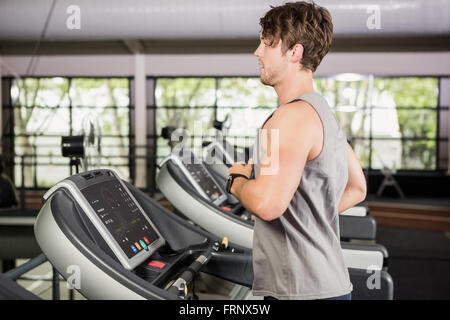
<box><xmin>0</xmin><ymin>253</ymin><xmax>64</xmax><ymax>300</ymax></box>
<box><xmin>0</xmin><ymin>255</ymin><xmax>45</xmax><ymax>300</ymax></box>
<box><xmin>157</xmin><ymin>149</ymin><xmax>388</xmax><ymax>270</ymax></box>
<box><xmin>33</xmin><ymin>169</ymin><xmax>392</xmax><ymax>299</ymax></box>
<box><xmin>34</xmin><ymin>169</ymin><xmax>254</xmax><ymax>299</ymax></box>
<box><xmin>0</xmin><ymin>208</ymin><xmax>41</xmax><ymax>272</ymax></box>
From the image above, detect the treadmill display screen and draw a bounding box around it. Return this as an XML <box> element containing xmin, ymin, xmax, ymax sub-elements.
<box><xmin>82</xmin><ymin>180</ymin><xmax>161</xmax><ymax>259</ymax></box>
<box><xmin>184</xmin><ymin>162</ymin><xmax>224</xmax><ymax>202</ymax></box>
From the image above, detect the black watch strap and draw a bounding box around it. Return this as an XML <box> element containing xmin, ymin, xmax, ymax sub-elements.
<box><xmin>226</xmin><ymin>174</ymin><xmax>249</xmax><ymax>193</ymax></box>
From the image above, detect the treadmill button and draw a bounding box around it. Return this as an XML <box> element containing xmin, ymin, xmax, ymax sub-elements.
<box><xmin>139</xmin><ymin>240</ymin><xmax>148</xmax><ymax>251</ymax></box>
<box><xmin>221</xmin><ymin>206</ymin><xmax>231</xmax><ymax>212</ymax></box>
<box><xmin>148</xmin><ymin>260</ymin><xmax>166</xmax><ymax>269</ymax></box>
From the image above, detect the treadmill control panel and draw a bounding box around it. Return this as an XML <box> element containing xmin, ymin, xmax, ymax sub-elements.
<box><xmin>185</xmin><ymin>163</ymin><xmax>224</xmax><ymax>202</ymax></box>
<box><xmin>82</xmin><ymin>179</ymin><xmax>162</xmax><ymax>259</ymax></box>
<box><xmin>175</xmin><ymin>150</ymin><xmax>227</xmax><ymax>205</ymax></box>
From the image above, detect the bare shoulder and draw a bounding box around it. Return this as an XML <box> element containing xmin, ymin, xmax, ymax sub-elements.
<box><xmin>272</xmin><ymin>100</ymin><xmax>322</xmax><ymax>134</ymax></box>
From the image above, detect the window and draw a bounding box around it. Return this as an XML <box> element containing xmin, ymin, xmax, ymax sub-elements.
<box><xmin>154</xmin><ymin>77</ymin><xmax>278</xmax><ymax>161</ymax></box>
<box><xmin>10</xmin><ymin>77</ymin><xmax>130</xmax><ymax>188</ymax></box>
<box><xmin>155</xmin><ymin>78</ymin><xmax>216</xmax><ymax>160</ymax></box>
<box><xmin>315</xmin><ymin>76</ymin><xmax>442</xmax><ymax>171</ymax></box>
<box><xmin>4</xmin><ymin>74</ymin><xmax>447</xmax><ymax>191</ymax></box>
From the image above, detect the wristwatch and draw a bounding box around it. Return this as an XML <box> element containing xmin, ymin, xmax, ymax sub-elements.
<box><xmin>226</xmin><ymin>174</ymin><xmax>249</xmax><ymax>193</ymax></box>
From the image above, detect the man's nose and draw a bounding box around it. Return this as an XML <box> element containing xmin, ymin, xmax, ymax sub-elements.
<box><xmin>254</xmin><ymin>43</ymin><xmax>262</xmax><ymax>57</ymax></box>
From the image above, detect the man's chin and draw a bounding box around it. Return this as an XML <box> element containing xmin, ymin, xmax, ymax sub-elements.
<box><xmin>260</xmin><ymin>76</ymin><xmax>272</xmax><ymax>86</ymax></box>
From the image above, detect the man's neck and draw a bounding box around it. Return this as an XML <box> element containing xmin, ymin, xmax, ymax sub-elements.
<box><xmin>274</xmin><ymin>70</ymin><xmax>315</xmax><ymax>106</ymax></box>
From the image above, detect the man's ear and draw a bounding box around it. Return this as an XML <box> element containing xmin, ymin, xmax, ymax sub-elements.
<box><xmin>290</xmin><ymin>43</ymin><xmax>304</xmax><ymax>64</ymax></box>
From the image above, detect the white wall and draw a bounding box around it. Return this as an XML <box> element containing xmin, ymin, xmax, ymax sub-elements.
<box><xmin>1</xmin><ymin>52</ymin><xmax>449</xmax><ymax>77</ymax></box>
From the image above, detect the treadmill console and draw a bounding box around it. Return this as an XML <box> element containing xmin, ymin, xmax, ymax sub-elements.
<box><xmin>45</xmin><ymin>170</ymin><xmax>165</xmax><ymax>270</ymax></box>
<box><xmin>171</xmin><ymin>150</ymin><xmax>227</xmax><ymax>206</ymax></box>
<box><xmin>81</xmin><ymin>179</ymin><xmax>162</xmax><ymax>259</ymax></box>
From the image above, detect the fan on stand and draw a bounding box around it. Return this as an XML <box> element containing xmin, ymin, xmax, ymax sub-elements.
<box><xmin>61</xmin><ymin>114</ymin><xmax>102</xmax><ymax>174</ymax></box>
<box><xmin>81</xmin><ymin>114</ymin><xmax>102</xmax><ymax>171</ymax></box>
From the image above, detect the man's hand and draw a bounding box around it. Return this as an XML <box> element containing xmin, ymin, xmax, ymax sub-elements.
<box><xmin>227</xmin><ymin>159</ymin><xmax>253</xmax><ymax>179</ymax></box>
<box><xmin>227</xmin><ymin>159</ymin><xmax>253</xmax><ymax>195</ymax></box>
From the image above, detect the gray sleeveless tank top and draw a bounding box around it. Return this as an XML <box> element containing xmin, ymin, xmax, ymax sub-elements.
<box><xmin>252</xmin><ymin>91</ymin><xmax>353</xmax><ymax>299</ymax></box>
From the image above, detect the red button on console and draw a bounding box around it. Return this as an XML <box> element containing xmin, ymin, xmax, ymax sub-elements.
<box><xmin>148</xmin><ymin>260</ymin><xmax>166</xmax><ymax>269</ymax></box>
<box><xmin>221</xmin><ymin>206</ymin><xmax>231</xmax><ymax>212</ymax></box>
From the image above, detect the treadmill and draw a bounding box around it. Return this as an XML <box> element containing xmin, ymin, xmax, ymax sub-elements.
<box><xmin>0</xmin><ymin>208</ymin><xmax>42</xmax><ymax>271</ymax></box>
<box><xmin>157</xmin><ymin>149</ymin><xmax>389</xmax><ymax>271</ymax></box>
<box><xmin>34</xmin><ymin>169</ymin><xmax>393</xmax><ymax>300</ymax></box>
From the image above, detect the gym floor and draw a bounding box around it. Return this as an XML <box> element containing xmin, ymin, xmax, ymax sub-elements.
<box><xmin>376</xmin><ymin>226</ymin><xmax>450</xmax><ymax>300</ymax></box>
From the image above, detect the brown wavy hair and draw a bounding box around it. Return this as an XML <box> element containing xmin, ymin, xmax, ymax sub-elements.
<box><xmin>259</xmin><ymin>1</ymin><xmax>333</xmax><ymax>72</ymax></box>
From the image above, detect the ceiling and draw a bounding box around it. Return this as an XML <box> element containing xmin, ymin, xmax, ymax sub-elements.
<box><xmin>0</xmin><ymin>0</ymin><xmax>449</xmax><ymax>54</ymax></box>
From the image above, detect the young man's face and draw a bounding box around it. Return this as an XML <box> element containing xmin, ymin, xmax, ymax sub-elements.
<box><xmin>254</xmin><ymin>34</ymin><xmax>289</xmax><ymax>87</ymax></box>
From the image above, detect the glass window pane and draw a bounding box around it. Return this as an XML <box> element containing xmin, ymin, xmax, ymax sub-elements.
<box><xmin>397</xmin><ymin>109</ymin><xmax>436</xmax><ymax>139</ymax></box>
<box><xmin>99</xmin><ymin>137</ymin><xmax>129</xmax><ymax>166</ymax></box>
<box><xmin>35</xmin><ymin>136</ymin><xmax>67</xmax><ymax>165</ymax></box>
<box><xmin>216</xmin><ymin>108</ymin><xmax>274</xmax><ymax>138</ymax></box>
<box><xmin>372</xmin><ymin>139</ymin><xmax>436</xmax><ymax>170</ymax></box>
<box><xmin>334</xmin><ymin>109</ymin><xmax>370</xmax><ymax>138</ymax></box>
<box><xmin>439</xmin><ymin>110</ymin><xmax>448</xmax><ymax>138</ymax></box>
<box><xmin>371</xmin><ymin>139</ymin><xmax>403</xmax><ymax>170</ymax></box>
<box><xmin>440</xmin><ymin>78</ymin><xmax>449</xmax><ymax>107</ymax></box>
<box><xmin>14</xmin><ymin>155</ymin><xmax>35</xmax><ymax>188</ymax></box>
<box><xmin>13</xmin><ymin>78</ymin><xmax>71</xmax><ymax>137</ymax></box>
<box><xmin>11</xmin><ymin>77</ymin><xmax>70</xmax><ymax>108</ymax></box>
<box><xmin>70</xmin><ymin>78</ymin><xmax>129</xmax><ymax>107</ymax></box>
<box><xmin>155</xmin><ymin>78</ymin><xmax>216</xmax><ymax>107</ymax></box>
<box><xmin>315</xmin><ymin>76</ymin><xmax>371</xmax><ymax>109</ymax></box>
<box><xmin>157</xmin><ymin>137</ymin><xmax>172</xmax><ymax>160</ymax></box>
<box><xmin>350</xmin><ymin>139</ymin><xmax>370</xmax><ymax>169</ymax></box>
<box><xmin>15</xmin><ymin>107</ymin><xmax>70</xmax><ymax>136</ymax></box>
<box><xmin>217</xmin><ymin>78</ymin><xmax>278</xmax><ymax>108</ymax></box>
<box><xmin>37</xmin><ymin>164</ymin><xmax>70</xmax><ymax>188</ymax></box>
<box><xmin>71</xmin><ymin>107</ymin><xmax>129</xmax><ymax>136</ymax></box>
<box><xmin>156</xmin><ymin>108</ymin><xmax>215</xmax><ymax>159</ymax></box>
<box><xmin>156</xmin><ymin>107</ymin><xmax>215</xmax><ymax>135</ymax></box>
<box><xmin>373</xmin><ymin>77</ymin><xmax>438</xmax><ymax>108</ymax></box>
<box><xmin>371</xmin><ymin>109</ymin><xmax>436</xmax><ymax>139</ymax></box>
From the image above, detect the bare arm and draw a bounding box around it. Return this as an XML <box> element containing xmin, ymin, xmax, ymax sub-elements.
<box><xmin>229</xmin><ymin>101</ymin><xmax>317</xmax><ymax>221</ymax></box>
<box><xmin>338</xmin><ymin>143</ymin><xmax>367</xmax><ymax>213</ymax></box>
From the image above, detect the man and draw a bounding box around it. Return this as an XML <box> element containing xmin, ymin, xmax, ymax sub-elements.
<box><xmin>227</xmin><ymin>2</ymin><xmax>367</xmax><ymax>300</ymax></box>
